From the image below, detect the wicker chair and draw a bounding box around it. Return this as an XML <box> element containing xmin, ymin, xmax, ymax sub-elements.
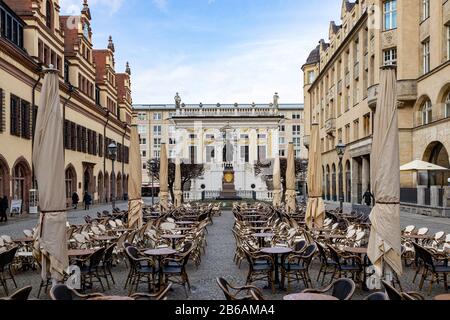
<box><xmin>281</xmin><ymin>243</ymin><xmax>317</xmax><ymax>292</ymax></box>
<box><xmin>216</xmin><ymin>277</ymin><xmax>264</xmax><ymax>301</ymax></box>
<box><xmin>75</xmin><ymin>247</ymin><xmax>106</xmax><ymax>292</ymax></box>
<box><xmin>327</xmin><ymin>245</ymin><xmax>363</xmax><ymax>284</ymax></box>
<box><xmin>381</xmin><ymin>280</ymin><xmax>425</xmax><ymax>300</ymax></box>
<box><xmin>0</xmin><ymin>246</ymin><xmax>18</xmax><ymax>295</ymax></box>
<box><xmin>242</xmin><ymin>248</ymin><xmax>275</xmax><ymax>294</ymax></box>
<box><xmin>50</xmin><ymin>284</ymin><xmax>104</xmax><ymax>300</ymax></box>
<box><xmin>363</xmin><ymin>291</ymin><xmax>389</xmax><ymax>300</ymax></box>
<box><xmin>162</xmin><ymin>243</ymin><xmax>194</xmax><ymax>297</ymax></box>
<box><xmin>0</xmin><ymin>286</ymin><xmax>32</xmax><ymax>300</ymax></box>
<box><xmin>124</xmin><ymin>246</ymin><xmax>158</xmax><ymax>294</ymax></box>
<box><xmin>130</xmin><ymin>283</ymin><xmax>172</xmax><ymax>300</ymax></box>
<box><xmin>315</xmin><ymin>241</ymin><xmax>337</xmax><ymax>285</ymax></box>
<box><xmin>302</xmin><ymin>278</ymin><xmax>356</xmax><ymax>300</ymax></box>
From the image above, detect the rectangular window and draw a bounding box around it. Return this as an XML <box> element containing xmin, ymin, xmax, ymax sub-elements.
<box><xmin>384</xmin><ymin>0</ymin><xmax>397</xmax><ymax>30</ymax></box>
<box><xmin>257</xmin><ymin>145</ymin><xmax>267</xmax><ymax>162</ymax></box>
<box><xmin>383</xmin><ymin>48</ymin><xmax>397</xmax><ymax>66</ymax></box>
<box><xmin>279</xmin><ymin>137</ymin><xmax>285</xmax><ymax>145</ymax></box>
<box><xmin>279</xmin><ymin>125</ymin><xmax>285</xmax><ymax>132</ymax></box>
<box><xmin>292</xmin><ymin>113</ymin><xmax>301</xmax><ymax>119</ymax></box>
<box><xmin>153</xmin><ymin>125</ymin><xmax>161</xmax><ymax>136</ymax></box>
<box><xmin>292</xmin><ymin>125</ymin><xmax>301</xmax><ymax>135</ymax></box>
<box><xmin>98</xmin><ymin>134</ymin><xmax>103</xmax><ymax>157</ymax></box>
<box><xmin>140</xmin><ymin>138</ymin><xmax>147</xmax><ymax>145</ymax></box>
<box><xmin>257</xmin><ymin>134</ymin><xmax>267</xmax><ymax>139</ymax></box>
<box><xmin>422</xmin><ymin>39</ymin><xmax>430</xmax><ymax>74</ymax></box>
<box><xmin>189</xmin><ymin>146</ymin><xmax>197</xmax><ymax>164</ymax></box>
<box><xmin>153</xmin><ymin>113</ymin><xmax>162</xmax><ymax>120</ymax></box>
<box><xmin>279</xmin><ymin>149</ymin><xmax>285</xmax><ymax>157</ymax></box>
<box><xmin>138</xmin><ymin>112</ymin><xmax>147</xmax><ymax>120</ymax></box>
<box><xmin>353</xmin><ymin>119</ymin><xmax>360</xmax><ymax>141</ymax></box>
<box><xmin>363</xmin><ymin>113</ymin><xmax>371</xmax><ymax>136</ymax></box>
<box><xmin>240</xmin><ymin>146</ymin><xmax>249</xmax><ymax>163</ymax></box>
<box><xmin>138</xmin><ymin>125</ymin><xmax>147</xmax><ymax>134</ymax></box>
<box><xmin>308</xmin><ymin>71</ymin><xmax>315</xmax><ymax>84</ymax></box>
<box><xmin>10</xmin><ymin>95</ymin><xmax>20</xmax><ymax>136</ymax></box>
<box><xmin>169</xmin><ymin>138</ymin><xmax>176</xmax><ymax>145</ymax></box>
<box><xmin>345</xmin><ymin>124</ymin><xmax>350</xmax><ymax>143</ymax></box>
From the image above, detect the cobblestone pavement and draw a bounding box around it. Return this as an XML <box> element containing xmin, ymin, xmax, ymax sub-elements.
<box><xmin>1</xmin><ymin>205</ymin><xmax>449</xmax><ymax>300</ymax></box>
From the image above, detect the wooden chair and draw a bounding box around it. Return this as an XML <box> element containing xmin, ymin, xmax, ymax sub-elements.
<box><xmin>76</xmin><ymin>247</ymin><xmax>106</xmax><ymax>292</ymax></box>
<box><xmin>0</xmin><ymin>285</ymin><xmax>32</xmax><ymax>300</ymax></box>
<box><xmin>242</xmin><ymin>248</ymin><xmax>275</xmax><ymax>294</ymax></box>
<box><xmin>50</xmin><ymin>284</ymin><xmax>104</xmax><ymax>300</ymax></box>
<box><xmin>302</xmin><ymin>278</ymin><xmax>356</xmax><ymax>300</ymax></box>
<box><xmin>216</xmin><ymin>277</ymin><xmax>263</xmax><ymax>301</ymax></box>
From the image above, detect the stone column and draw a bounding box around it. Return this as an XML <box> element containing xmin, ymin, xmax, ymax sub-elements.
<box><xmin>351</xmin><ymin>158</ymin><xmax>360</xmax><ymax>204</ymax></box>
<box><xmin>430</xmin><ymin>186</ymin><xmax>440</xmax><ymax>207</ymax></box>
<box><xmin>249</xmin><ymin>129</ymin><xmax>257</xmax><ymax>164</ymax></box>
<box><xmin>417</xmin><ymin>185</ymin><xmax>427</xmax><ymax>206</ymax></box>
<box><xmin>361</xmin><ymin>156</ymin><xmax>370</xmax><ymax>193</ymax></box>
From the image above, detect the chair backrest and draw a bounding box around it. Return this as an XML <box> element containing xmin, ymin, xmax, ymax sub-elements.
<box><xmin>90</xmin><ymin>226</ymin><xmax>101</xmax><ymax>235</ymax></box>
<box><xmin>250</xmin><ymin>289</ymin><xmax>265</xmax><ymax>300</ymax></box>
<box><xmin>216</xmin><ymin>277</ymin><xmax>234</xmax><ymax>300</ymax></box>
<box><xmin>160</xmin><ymin>222</ymin><xmax>176</xmax><ymax>232</ymax></box>
<box><xmin>89</xmin><ymin>247</ymin><xmax>106</xmax><ymax>269</ymax></box>
<box><xmin>346</xmin><ymin>229</ymin><xmax>356</xmax><ymax>238</ymax></box>
<box><xmin>73</xmin><ymin>233</ymin><xmax>86</xmax><ymax>245</ymax></box>
<box><xmin>381</xmin><ymin>280</ymin><xmax>403</xmax><ymax>300</ymax></box>
<box><xmin>1</xmin><ymin>235</ymin><xmax>12</xmax><ymax>243</ymax></box>
<box><xmin>364</xmin><ymin>292</ymin><xmax>389</xmax><ymax>300</ymax></box>
<box><xmin>403</xmin><ymin>225</ymin><xmax>415</xmax><ymax>234</ymax></box>
<box><xmin>108</xmin><ymin>220</ymin><xmax>117</xmax><ymax>229</ymax></box>
<box><xmin>355</xmin><ymin>231</ymin><xmax>365</xmax><ymax>241</ymax></box>
<box><xmin>23</xmin><ymin>230</ymin><xmax>33</xmax><ymax>238</ymax></box>
<box><xmin>331</xmin><ymin>278</ymin><xmax>356</xmax><ymax>300</ymax></box>
<box><xmin>97</xmin><ymin>224</ymin><xmax>107</xmax><ymax>233</ymax></box>
<box><xmin>294</xmin><ymin>240</ymin><xmax>307</xmax><ymax>253</ymax></box>
<box><xmin>50</xmin><ymin>284</ymin><xmax>75</xmax><ymax>300</ymax></box>
<box><xmin>7</xmin><ymin>286</ymin><xmax>33</xmax><ymax>300</ymax></box>
<box><xmin>115</xmin><ymin>219</ymin><xmax>124</xmax><ymax>227</ymax></box>
<box><xmin>103</xmin><ymin>243</ymin><xmax>116</xmax><ymax>263</ymax></box>
<box><xmin>434</xmin><ymin>231</ymin><xmax>444</xmax><ymax>241</ymax></box>
<box><xmin>417</xmin><ymin>227</ymin><xmax>428</xmax><ymax>235</ymax></box>
<box><xmin>166</xmin><ymin>217</ymin><xmax>175</xmax><ymax>223</ymax></box>
<box><xmin>125</xmin><ymin>246</ymin><xmax>142</xmax><ymax>267</ymax></box>
<box><xmin>445</xmin><ymin>234</ymin><xmax>450</xmax><ymax>243</ymax></box>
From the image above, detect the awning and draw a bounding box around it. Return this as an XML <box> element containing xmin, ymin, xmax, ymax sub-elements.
<box><xmin>400</xmin><ymin>160</ymin><xmax>449</xmax><ymax>172</ymax></box>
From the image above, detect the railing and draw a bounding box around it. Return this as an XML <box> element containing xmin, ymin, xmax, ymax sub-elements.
<box><xmin>182</xmin><ymin>190</ymin><xmax>273</xmax><ymax>202</ymax></box>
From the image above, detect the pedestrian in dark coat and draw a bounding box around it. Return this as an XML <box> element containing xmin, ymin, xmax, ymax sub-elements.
<box><xmin>72</xmin><ymin>192</ymin><xmax>79</xmax><ymax>210</ymax></box>
<box><xmin>83</xmin><ymin>192</ymin><xmax>92</xmax><ymax>210</ymax></box>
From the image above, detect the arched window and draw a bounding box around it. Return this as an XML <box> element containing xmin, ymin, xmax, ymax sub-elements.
<box><xmin>420</xmin><ymin>99</ymin><xmax>432</xmax><ymax>125</ymax></box>
<box><xmin>46</xmin><ymin>1</ymin><xmax>52</xmax><ymax>29</ymax></box>
<box><xmin>445</xmin><ymin>92</ymin><xmax>450</xmax><ymax>118</ymax></box>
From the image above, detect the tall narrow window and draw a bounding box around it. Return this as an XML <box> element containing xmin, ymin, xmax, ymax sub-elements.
<box><xmin>421</xmin><ymin>100</ymin><xmax>432</xmax><ymax>125</ymax></box>
<box><xmin>0</xmin><ymin>88</ymin><xmax>3</xmax><ymax>133</ymax></box>
<box><xmin>422</xmin><ymin>0</ymin><xmax>430</xmax><ymax>21</ymax></box>
<box><xmin>383</xmin><ymin>48</ymin><xmax>397</xmax><ymax>66</ymax></box>
<box><xmin>384</xmin><ymin>0</ymin><xmax>397</xmax><ymax>30</ymax></box>
<box><xmin>45</xmin><ymin>1</ymin><xmax>52</xmax><ymax>29</ymax></box>
<box><xmin>422</xmin><ymin>39</ymin><xmax>430</xmax><ymax>74</ymax></box>
<box><xmin>445</xmin><ymin>93</ymin><xmax>450</xmax><ymax>119</ymax></box>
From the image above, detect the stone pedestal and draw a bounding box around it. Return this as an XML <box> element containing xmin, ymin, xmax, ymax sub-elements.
<box><xmin>417</xmin><ymin>186</ymin><xmax>427</xmax><ymax>206</ymax></box>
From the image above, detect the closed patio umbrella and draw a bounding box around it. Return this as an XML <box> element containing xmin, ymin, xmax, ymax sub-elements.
<box><xmin>159</xmin><ymin>143</ymin><xmax>169</xmax><ymax>211</ymax></box>
<box><xmin>272</xmin><ymin>156</ymin><xmax>282</xmax><ymax>207</ymax></box>
<box><xmin>32</xmin><ymin>67</ymin><xmax>68</xmax><ymax>283</ymax></box>
<box><xmin>285</xmin><ymin>143</ymin><xmax>297</xmax><ymax>213</ymax></box>
<box><xmin>174</xmin><ymin>157</ymin><xmax>182</xmax><ymax>207</ymax></box>
<box><xmin>305</xmin><ymin>123</ymin><xmax>325</xmax><ymax>229</ymax></box>
<box><xmin>127</xmin><ymin>125</ymin><xmax>143</xmax><ymax>229</ymax></box>
<box><xmin>367</xmin><ymin>66</ymin><xmax>403</xmax><ymax>279</ymax></box>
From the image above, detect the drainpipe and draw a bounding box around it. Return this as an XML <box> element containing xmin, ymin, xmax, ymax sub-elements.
<box><xmin>103</xmin><ymin>109</ymin><xmax>110</xmax><ymax>203</ymax></box>
<box><xmin>121</xmin><ymin>122</ymin><xmax>127</xmax><ymax>201</ymax></box>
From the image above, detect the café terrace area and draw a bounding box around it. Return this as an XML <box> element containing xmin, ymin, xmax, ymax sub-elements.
<box><xmin>0</xmin><ymin>200</ymin><xmax>449</xmax><ymax>301</ymax></box>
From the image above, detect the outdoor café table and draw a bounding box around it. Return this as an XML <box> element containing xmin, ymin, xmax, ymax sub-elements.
<box><xmin>144</xmin><ymin>248</ymin><xmax>177</xmax><ymax>289</ymax></box>
<box><xmin>252</xmin><ymin>233</ymin><xmax>275</xmax><ymax>248</ymax></box>
<box><xmin>434</xmin><ymin>294</ymin><xmax>450</xmax><ymax>301</ymax></box>
<box><xmin>92</xmin><ymin>235</ymin><xmax>118</xmax><ymax>244</ymax></box>
<box><xmin>404</xmin><ymin>234</ymin><xmax>433</xmax><ymax>243</ymax></box>
<box><xmin>342</xmin><ymin>246</ymin><xmax>369</xmax><ymax>291</ymax></box>
<box><xmin>161</xmin><ymin>234</ymin><xmax>185</xmax><ymax>249</ymax></box>
<box><xmin>88</xmin><ymin>296</ymin><xmax>134</xmax><ymax>301</ymax></box>
<box><xmin>68</xmin><ymin>249</ymin><xmax>97</xmax><ymax>258</ymax></box>
<box><xmin>13</xmin><ymin>237</ymin><xmax>33</xmax><ymax>244</ymax></box>
<box><xmin>250</xmin><ymin>227</ymin><xmax>272</xmax><ymax>232</ymax></box>
<box><xmin>175</xmin><ymin>221</ymin><xmax>197</xmax><ymax>226</ymax></box>
<box><xmin>261</xmin><ymin>247</ymin><xmax>293</xmax><ymax>289</ymax></box>
<box><xmin>283</xmin><ymin>293</ymin><xmax>338</xmax><ymax>301</ymax></box>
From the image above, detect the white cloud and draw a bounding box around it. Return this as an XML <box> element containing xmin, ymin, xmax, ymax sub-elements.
<box><xmin>60</xmin><ymin>0</ymin><xmax>124</xmax><ymax>15</ymax></box>
<box><xmin>132</xmin><ymin>33</ymin><xmax>316</xmax><ymax>104</ymax></box>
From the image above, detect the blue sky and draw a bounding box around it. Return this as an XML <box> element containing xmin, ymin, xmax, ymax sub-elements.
<box><xmin>60</xmin><ymin>0</ymin><xmax>343</xmax><ymax>104</ymax></box>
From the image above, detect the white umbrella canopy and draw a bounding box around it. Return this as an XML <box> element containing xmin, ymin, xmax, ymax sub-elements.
<box><xmin>32</xmin><ymin>69</ymin><xmax>68</xmax><ymax>282</ymax></box>
<box><xmin>128</xmin><ymin>125</ymin><xmax>143</xmax><ymax>229</ymax></box>
<box><xmin>368</xmin><ymin>66</ymin><xmax>403</xmax><ymax>278</ymax></box>
<box><xmin>174</xmin><ymin>157</ymin><xmax>182</xmax><ymax>207</ymax></box>
<box><xmin>159</xmin><ymin>143</ymin><xmax>169</xmax><ymax>211</ymax></box>
<box><xmin>400</xmin><ymin>159</ymin><xmax>449</xmax><ymax>171</ymax></box>
<box><xmin>305</xmin><ymin>123</ymin><xmax>325</xmax><ymax>228</ymax></box>
<box><xmin>285</xmin><ymin>143</ymin><xmax>297</xmax><ymax>213</ymax></box>
<box><xmin>272</xmin><ymin>156</ymin><xmax>282</xmax><ymax>207</ymax></box>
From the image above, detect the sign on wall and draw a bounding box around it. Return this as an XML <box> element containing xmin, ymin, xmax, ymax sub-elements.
<box><xmin>10</xmin><ymin>200</ymin><xmax>22</xmax><ymax>216</ymax></box>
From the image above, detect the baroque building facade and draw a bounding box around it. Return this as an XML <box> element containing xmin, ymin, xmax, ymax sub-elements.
<box><xmin>302</xmin><ymin>0</ymin><xmax>450</xmax><ymax>213</ymax></box>
<box><xmin>0</xmin><ymin>0</ymin><xmax>132</xmax><ymax>212</ymax></box>
<box><xmin>133</xmin><ymin>97</ymin><xmax>307</xmax><ymax>201</ymax></box>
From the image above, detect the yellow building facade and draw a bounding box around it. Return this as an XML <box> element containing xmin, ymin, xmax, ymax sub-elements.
<box><xmin>0</xmin><ymin>0</ymin><xmax>132</xmax><ymax>212</ymax></box>
<box><xmin>302</xmin><ymin>0</ymin><xmax>450</xmax><ymax>212</ymax></box>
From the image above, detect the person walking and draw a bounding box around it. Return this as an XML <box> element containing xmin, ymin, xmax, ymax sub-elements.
<box><xmin>83</xmin><ymin>192</ymin><xmax>91</xmax><ymax>211</ymax></box>
<box><xmin>362</xmin><ymin>189</ymin><xmax>375</xmax><ymax>207</ymax></box>
<box><xmin>0</xmin><ymin>196</ymin><xmax>8</xmax><ymax>223</ymax></box>
<box><xmin>71</xmin><ymin>192</ymin><xmax>79</xmax><ymax>210</ymax></box>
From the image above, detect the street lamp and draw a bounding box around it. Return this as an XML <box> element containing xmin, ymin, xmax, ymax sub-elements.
<box><xmin>336</xmin><ymin>142</ymin><xmax>346</xmax><ymax>213</ymax></box>
<box><xmin>108</xmin><ymin>142</ymin><xmax>117</xmax><ymax>210</ymax></box>
<box><xmin>150</xmin><ymin>159</ymin><xmax>156</xmax><ymax>205</ymax></box>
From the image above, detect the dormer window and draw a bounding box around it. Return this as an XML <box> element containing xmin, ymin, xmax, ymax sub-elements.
<box><xmin>45</xmin><ymin>0</ymin><xmax>52</xmax><ymax>29</ymax></box>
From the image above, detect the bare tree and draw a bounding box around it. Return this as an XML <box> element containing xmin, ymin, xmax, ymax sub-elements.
<box><xmin>147</xmin><ymin>159</ymin><xmax>205</xmax><ymax>201</ymax></box>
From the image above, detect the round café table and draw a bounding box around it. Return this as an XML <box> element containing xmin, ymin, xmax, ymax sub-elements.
<box><xmin>434</xmin><ymin>294</ymin><xmax>450</xmax><ymax>301</ymax></box>
<box><xmin>161</xmin><ymin>234</ymin><xmax>185</xmax><ymax>249</ymax></box>
<box><xmin>252</xmin><ymin>233</ymin><xmax>275</xmax><ymax>248</ymax></box>
<box><xmin>68</xmin><ymin>249</ymin><xmax>97</xmax><ymax>257</ymax></box>
<box><xmin>261</xmin><ymin>247</ymin><xmax>293</xmax><ymax>289</ymax></box>
<box><xmin>283</xmin><ymin>293</ymin><xmax>338</xmax><ymax>301</ymax></box>
<box><xmin>88</xmin><ymin>296</ymin><xmax>134</xmax><ymax>301</ymax></box>
<box><xmin>13</xmin><ymin>237</ymin><xmax>33</xmax><ymax>244</ymax></box>
<box><xmin>144</xmin><ymin>248</ymin><xmax>177</xmax><ymax>289</ymax></box>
